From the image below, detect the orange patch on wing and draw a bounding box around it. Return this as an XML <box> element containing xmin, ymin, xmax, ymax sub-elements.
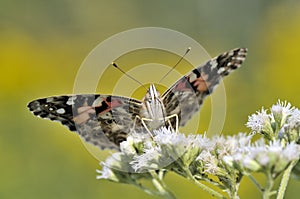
<box><xmin>174</xmin><ymin>78</ymin><xmax>193</xmax><ymax>91</ymax></box>
<box><xmin>106</xmin><ymin>98</ymin><xmax>122</xmax><ymax>108</ymax></box>
<box><xmin>192</xmin><ymin>73</ymin><xmax>211</xmax><ymax>92</ymax></box>
<box><xmin>73</xmin><ymin>106</ymin><xmax>95</xmax><ymax>124</ymax></box>
<box><xmin>98</xmin><ymin>98</ymin><xmax>122</xmax><ymax>114</ymax></box>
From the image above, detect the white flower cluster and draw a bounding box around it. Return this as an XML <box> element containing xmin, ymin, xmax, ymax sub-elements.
<box><xmin>96</xmin><ymin>100</ymin><xmax>300</xmax><ymax>199</ymax></box>
<box><xmin>246</xmin><ymin>100</ymin><xmax>300</xmax><ymax>142</ymax></box>
<box><xmin>97</xmin><ymin>128</ymin><xmax>300</xmax><ymax>193</ymax></box>
<box><xmin>223</xmin><ymin>140</ymin><xmax>300</xmax><ymax>176</ymax></box>
<box><xmin>132</xmin><ymin>128</ymin><xmax>201</xmax><ymax>172</ymax></box>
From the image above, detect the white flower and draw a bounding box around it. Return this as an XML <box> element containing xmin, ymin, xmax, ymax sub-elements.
<box><xmin>213</xmin><ymin>133</ymin><xmax>252</xmax><ymax>157</ymax></box>
<box><xmin>131</xmin><ymin>128</ymin><xmax>202</xmax><ymax>171</ymax></box>
<box><xmin>225</xmin><ymin>133</ymin><xmax>252</xmax><ymax>152</ymax></box>
<box><xmin>120</xmin><ymin>136</ymin><xmax>138</xmax><ymax>156</ymax></box>
<box><xmin>241</xmin><ymin>156</ymin><xmax>261</xmax><ymax>172</ymax></box>
<box><xmin>271</xmin><ymin>100</ymin><xmax>294</xmax><ymax>127</ymax></box>
<box><xmin>287</xmin><ymin>108</ymin><xmax>300</xmax><ymax>129</ymax></box>
<box><xmin>131</xmin><ymin>145</ymin><xmax>162</xmax><ymax>172</ymax></box>
<box><xmin>194</xmin><ymin>133</ymin><xmax>214</xmax><ymax>150</ymax></box>
<box><xmin>271</xmin><ymin>100</ymin><xmax>293</xmax><ymax>116</ymax></box>
<box><xmin>223</xmin><ymin>139</ymin><xmax>300</xmax><ymax>175</ymax></box>
<box><xmin>103</xmin><ymin>153</ymin><xmax>123</xmax><ymax>170</ymax></box>
<box><xmin>246</xmin><ymin>108</ymin><xmax>270</xmax><ymax>132</ymax></box>
<box><xmin>96</xmin><ymin>163</ymin><xmax>119</xmax><ymax>182</ymax></box>
<box><xmin>96</xmin><ymin>153</ymin><xmax>127</xmax><ymax>182</ymax></box>
<box><xmin>153</xmin><ymin>127</ymin><xmax>199</xmax><ymax>162</ymax></box>
<box><xmin>153</xmin><ymin>127</ymin><xmax>195</xmax><ymax>147</ymax></box>
<box><xmin>282</xmin><ymin>142</ymin><xmax>300</xmax><ymax>161</ymax></box>
<box><xmin>197</xmin><ymin>150</ymin><xmax>219</xmax><ymax>174</ymax></box>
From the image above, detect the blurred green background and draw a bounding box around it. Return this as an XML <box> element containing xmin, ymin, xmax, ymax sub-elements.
<box><xmin>1</xmin><ymin>1</ymin><xmax>300</xmax><ymax>198</ymax></box>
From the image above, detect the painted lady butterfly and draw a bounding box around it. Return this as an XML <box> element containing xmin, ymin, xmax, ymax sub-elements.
<box><xmin>28</xmin><ymin>48</ymin><xmax>247</xmax><ymax>150</ymax></box>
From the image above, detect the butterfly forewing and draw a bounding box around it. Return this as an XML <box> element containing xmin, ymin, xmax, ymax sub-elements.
<box><xmin>28</xmin><ymin>95</ymin><xmax>143</xmax><ymax>149</ymax></box>
<box><xmin>162</xmin><ymin>48</ymin><xmax>247</xmax><ymax>127</ymax></box>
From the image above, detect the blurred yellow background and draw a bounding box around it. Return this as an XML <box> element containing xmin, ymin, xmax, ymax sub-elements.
<box><xmin>1</xmin><ymin>1</ymin><xmax>300</xmax><ymax>199</ymax></box>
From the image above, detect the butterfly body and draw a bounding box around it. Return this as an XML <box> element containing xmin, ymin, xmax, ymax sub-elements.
<box><xmin>140</xmin><ymin>84</ymin><xmax>168</xmax><ymax>131</ymax></box>
<box><xmin>28</xmin><ymin>48</ymin><xmax>248</xmax><ymax>150</ymax></box>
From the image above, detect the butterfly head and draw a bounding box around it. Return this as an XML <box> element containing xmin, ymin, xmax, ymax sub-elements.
<box><xmin>146</xmin><ymin>84</ymin><xmax>160</xmax><ymax>101</ymax></box>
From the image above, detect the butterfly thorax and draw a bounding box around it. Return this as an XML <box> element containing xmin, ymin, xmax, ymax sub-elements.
<box><xmin>140</xmin><ymin>84</ymin><xmax>167</xmax><ymax>130</ymax></box>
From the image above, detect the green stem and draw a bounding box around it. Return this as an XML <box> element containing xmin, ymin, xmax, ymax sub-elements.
<box><xmin>184</xmin><ymin>167</ymin><xmax>227</xmax><ymax>199</ymax></box>
<box><xmin>149</xmin><ymin>170</ymin><xmax>177</xmax><ymax>199</ymax></box>
<box><xmin>126</xmin><ymin>174</ymin><xmax>162</xmax><ymax>196</ymax></box>
<box><xmin>194</xmin><ymin>174</ymin><xmax>226</xmax><ymax>190</ymax></box>
<box><xmin>134</xmin><ymin>183</ymin><xmax>161</xmax><ymax>196</ymax></box>
<box><xmin>263</xmin><ymin>172</ymin><xmax>274</xmax><ymax>199</ymax></box>
<box><xmin>230</xmin><ymin>183</ymin><xmax>240</xmax><ymax>199</ymax></box>
<box><xmin>276</xmin><ymin>160</ymin><xmax>297</xmax><ymax>199</ymax></box>
<box><xmin>248</xmin><ymin>175</ymin><xmax>263</xmax><ymax>193</ymax></box>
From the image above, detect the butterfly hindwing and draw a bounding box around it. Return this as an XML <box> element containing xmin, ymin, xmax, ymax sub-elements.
<box><xmin>28</xmin><ymin>95</ymin><xmax>142</xmax><ymax>149</ymax></box>
<box><xmin>162</xmin><ymin>48</ymin><xmax>247</xmax><ymax>126</ymax></box>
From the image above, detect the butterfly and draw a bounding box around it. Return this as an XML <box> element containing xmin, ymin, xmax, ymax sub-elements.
<box><xmin>28</xmin><ymin>48</ymin><xmax>247</xmax><ymax>150</ymax></box>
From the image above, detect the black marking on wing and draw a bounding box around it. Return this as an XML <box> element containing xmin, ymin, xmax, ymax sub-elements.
<box><xmin>28</xmin><ymin>95</ymin><xmax>142</xmax><ymax>150</ymax></box>
<box><xmin>162</xmin><ymin>48</ymin><xmax>248</xmax><ymax>127</ymax></box>
<box><xmin>28</xmin><ymin>96</ymin><xmax>79</xmax><ymax>131</ymax></box>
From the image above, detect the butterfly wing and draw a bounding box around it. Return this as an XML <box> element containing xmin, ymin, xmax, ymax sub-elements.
<box><xmin>28</xmin><ymin>95</ymin><xmax>142</xmax><ymax>150</ymax></box>
<box><xmin>162</xmin><ymin>48</ymin><xmax>247</xmax><ymax>127</ymax></box>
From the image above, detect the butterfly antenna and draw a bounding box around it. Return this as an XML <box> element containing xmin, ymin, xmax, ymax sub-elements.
<box><xmin>112</xmin><ymin>62</ymin><xmax>148</xmax><ymax>91</ymax></box>
<box><xmin>158</xmin><ymin>47</ymin><xmax>191</xmax><ymax>83</ymax></box>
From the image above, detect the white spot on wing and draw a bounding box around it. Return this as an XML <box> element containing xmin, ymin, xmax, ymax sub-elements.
<box><xmin>92</xmin><ymin>96</ymin><xmax>104</xmax><ymax>106</ymax></box>
<box><xmin>210</xmin><ymin>59</ymin><xmax>218</xmax><ymax>69</ymax></box>
<box><xmin>227</xmin><ymin>62</ymin><xmax>232</xmax><ymax>66</ymax></box>
<box><xmin>56</xmin><ymin>108</ymin><xmax>66</xmax><ymax>114</ymax></box>
<box><xmin>67</xmin><ymin>96</ymin><xmax>76</xmax><ymax>105</ymax></box>
<box><xmin>235</xmin><ymin>56</ymin><xmax>245</xmax><ymax>61</ymax></box>
<box><xmin>217</xmin><ymin>67</ymin><xmax>226</xmax><ymax>74</ymax></box>
<box><xmin>189</xmin><ymin>73</ymin><xmax>197</xmax><ymax>82</ymax></box>
<box><xmin>238</xmin><ymin>50</ymin><xmax>247</xmax><ymax>56</ymax></box>
<box><xmin>228</xmin><ymin>51</ymin><xmax>234</xmax><ymax>56</ymax></box>
<box><xmin>46</xmin><ymin>98</ymin><xmax>54</xmax><ymax>103</ymax></box>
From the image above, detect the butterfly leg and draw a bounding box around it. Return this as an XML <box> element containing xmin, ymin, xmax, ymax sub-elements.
<box><xmin>164</xmin><ymin>114</ymin><xmax>179</xmax><ymax>133</ymax></box>
<box><xmin>132</xmin><ymin>115</ymin><xmax>153</xmax><ymax>137</ymax></box>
